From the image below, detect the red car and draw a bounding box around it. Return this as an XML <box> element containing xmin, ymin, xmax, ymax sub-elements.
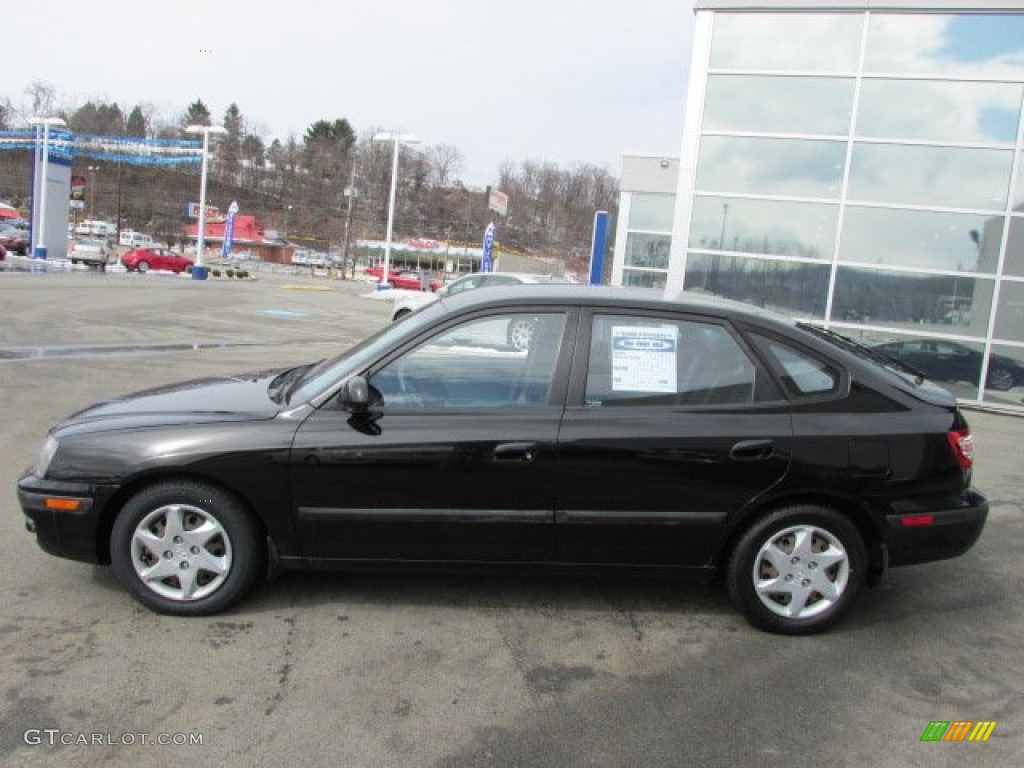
<box><xmin>121</xmin><ymin>247</ymin><xmax>194</xmax><ymax>273</ymax></box>
<box><xmin>366</xmin><ymin>265</ymin><xmax>441</xmax><ymax>291</ymax></box>
<box><xmin>0</xmin><ymin>226</ymin><xmax>29</xmax><ymax>256</ymax></box>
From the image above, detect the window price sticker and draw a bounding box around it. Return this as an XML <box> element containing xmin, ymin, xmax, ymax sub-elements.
<box><xmin>611</xmin><ymin>325</ymin><xmax>679</xmax><ymax>393</ymax></box>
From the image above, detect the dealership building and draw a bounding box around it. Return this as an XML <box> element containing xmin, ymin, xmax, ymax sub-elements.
<box><xmin>612</xmin><ymin>1</ymin><xmax>1024</xmax><ymax>409</ymax></box>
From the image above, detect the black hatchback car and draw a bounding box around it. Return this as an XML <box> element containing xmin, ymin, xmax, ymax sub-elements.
<box><xmin>18</xmin><ymin>286</ymin><xmax>988</xmax><ymax>634</ymax></box>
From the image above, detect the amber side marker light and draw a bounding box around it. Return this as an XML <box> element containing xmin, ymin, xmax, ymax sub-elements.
<box><xmin>45</xmin><ymin>498</ymin><xmax>81</xmax><ymax>511</ymax></box>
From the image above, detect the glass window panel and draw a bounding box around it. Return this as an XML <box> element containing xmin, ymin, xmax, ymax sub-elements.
<box><xmin>993</xmin><ymin>280</ymin><xmax>1024</xmax><ymax>343</ymax></box>
<box><xmin>710</xmin><ymin>12</ymin><xmax>862</xmax><ymax>71</ymax></box>
<box><xmin>622</xmin><ymin>269</ymin><xmax>667</xmax><ymax>289</ymax></box>
<box><xmin>847</xmin><ymin>144</ymin><xmax>1012</xmax><ymax>210</ymax></box>
<box><xmin>839</xmin><ymin>207</ymin><xmax>1003</xmax><ymax>273</ymax></box>
<box><xmin>585</xmin><ymin>315</ymin><xmax>755</xmax><ymax>407</ymax></box>
<box><xmin>1015</xmin><ymin>169</ymin><xmax>1024</xmax><ymax>211</ymax></box>
<box><xmin>986</xmin><ymin>344</ymin><xmax>1024</xmax><ymax>399</ymax></box>
<box><xmin>696</xmin><ymin>137</ymin><xmax>846</xmax><ymax>199</ymax></box>
<box><xmin>690</xmin><ymin>196</ymin><xmax>837</xmax><ymax>259</ymax></box>
<box><xmin>868</xmin><ymin>334</ymin><xmax>985</xmax><ymax>400</ymax></box>
<box><xmin>683</xmin><ymin>253</ymin><xmax>831</xmax><ymax>320</ymax></box>
<box><xmin>369</xmin><ymin>312</ymin><xmax>567</xmax><ymax>409</ymax></box>
<box><xmin>857</xmin><ymin>80</ymin><xmax>1022</xmax><ymax>144</ymax></box>
<box><xmin>865</xmin><ymin>14</ymin><xmax>1024</xmax><ymax>79</ymax></box>
<box><xmin>831</xmin><ymin>266</ymin><xmax>994</xmax><ymax>338</ymax></box>
<box><xmin>1006</xmin><ymin>217</ymin><xmax>1024</xmax><ymax>277</ymax></box>
<box><xmin>628</xmin><ymin>194</ymin><xmax>675</xmax><ymax>231</ymax></box>
<box><xmin>625</xmin><ymin>233</ymin><xmax>671</xmax><ymax>270</ymax></box>
<box><xmin>703</xmin><ymin>75</ymin><xmax>854</xmax><ymax>135</ymax></box>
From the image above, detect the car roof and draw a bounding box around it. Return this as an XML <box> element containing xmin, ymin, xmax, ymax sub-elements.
<box><xmin>434</xmin><ymin>283</ymin><xmax>798</xmax><ymax>327</ymax></box>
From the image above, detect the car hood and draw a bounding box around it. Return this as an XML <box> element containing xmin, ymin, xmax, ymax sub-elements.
<box><xmin>55</xmin><ymin>367</ymin><xmax>288</xmax><ymax>435</ymax></box>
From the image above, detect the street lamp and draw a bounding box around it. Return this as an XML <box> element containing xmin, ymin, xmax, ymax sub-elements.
<box><xmin>28</xmin><ymin>116</ymin><xmax>67</xmax><ymax>259</ymax></box>
<box><xmin>372</xmin><ymin>131</ymin><xmax>419</xmax><ymax>289</ymax></box>
<box><xmin>185</xmin><ymin>124</ymin><xmax>227</xmax><ymax>280</ymax></box>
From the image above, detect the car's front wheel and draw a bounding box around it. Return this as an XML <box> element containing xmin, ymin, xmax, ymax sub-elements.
<box><xmin>726</xmin><ymin>505</ymin><xmax>866</xmax><ymax>635</ymax></box>
<box><xmin>987</xmin><ymin>366</ymin><xmax>1015</xmax><ymax>391</ymax></box>
<box><xmin>110</xmin><ymin>480</ymin><xmax>265</xmax><ymax>615</ymax></box>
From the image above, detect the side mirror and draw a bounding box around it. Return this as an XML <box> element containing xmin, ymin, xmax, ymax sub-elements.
<box><xmin>340</xmin><ymin>375</ymin><xmax>370</xmax><ymax>413</ymax></box>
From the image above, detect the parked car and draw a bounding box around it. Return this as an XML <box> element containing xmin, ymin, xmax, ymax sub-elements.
<box><xmin>121</xmin><ymin>247</ymin><xmax>194</xmax><ymax>274</ymax></box>
<box><xmin>365</xmin><ymin>265</ymin><xmax>442</xmax><ymax>291</ymax></box>
<box><xmin>17</xmin><ymin>286</ymin><xmax>988</xmax><ymax>633</ymax></box>
<box><xmin>0</xmin><ymin>242</ymin><xmax>6</xmax><ymax>261</ymax></box>
<box><xmin>69</xmin><ymin>238</ymin><xmax>111</xmax><ymax>267</ymax></box>
<box><xmin>872</xmin><ymin>339</ymin><xmax>1024</xmax><ymax>392</ymax></box>
<box><xmin>391</xmin><ymin>272</ymin><xmax>571</xmax><ymax>349</ymax></box>
<box><xmin>0</xmin><ymin>225</ymin><xmax>29</xmax><ymax>255</ymax></box>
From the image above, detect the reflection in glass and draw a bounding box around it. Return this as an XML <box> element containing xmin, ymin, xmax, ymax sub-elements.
<box><xmin>696</xmin><ymin>137</ymin><xmax>846</xmax><ymax>199</ymax></box>
<box><xmin>831</xmin><ymin>266</ymin><xmax>994</xmax><ymax>337</ymax></box>
<box><xmin>703</xmin><ymin>75</ymin><xmax>854</xmax><ymax>135</ymax></box>
<box><xmin>993</xmin><ymin>280</ymin><xmax>1024</xmax><ymax>343</ymax></box>
<box><xmin>690</xmin><ymin>196</ymin><xmax>837</xmax><ymax>259</ymax></box>
<box><xmin>625</xmin><ymin>233</ymin><xmax>671</xmax><ymax>270</ymax></box>
<box><xmin>848</xmin><ymin>143</ymin><xmax>1012</xmax><ymax>210</ymax></box>
<box><xmin>628</xmin><ymin>194</ymin><xmax>675</xmax><ymax>231</ymax></box>
<box><xmin>987</xmin><ymin>344</ymin><xmax>1024</xmax><ymax>397</ymax></box>
<box><xmin>683</xmin><ymin>252</ymin><xmax>830</xmax><ymax>320</ymax></box>
<box><xmin>869</xmin><ymin>335</ymin><xmax>986</xmax><ymax>399</ymax></box>
<box><xmin>839</xmin><ymin>207</ymin><xmax>1003</xmax><ymax>273</ymax></box>
<box><xmin>857</xmin><ymin>80</ymin><xmax>1022</xmax><ymax>144</ymax></box>
<box><xmin>1007</xmin><ymin>218</ymin><xmax>1024</xmax><ymax>277</ymax></box>
<box><xmin>865</xmin><ymin>14</ymin><xmax>1024</xmax><ymax>79</ymax></box>
<box><xmin>710</xmin><ymin>13</ymin><xmax>862</xmax><ymax>71</ymax></box>
<box><xmin>622</xmin><ymin>269</ymin><xmax>667</xmax><ymax>289</ymax></box>
<box><xmin>1015</xmin><ymin>167</ymin><xmax>1024</xmax><ymax>210</ymax></box>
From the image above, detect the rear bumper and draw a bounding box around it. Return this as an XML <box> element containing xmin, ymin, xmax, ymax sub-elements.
<box><xmin>882</xmin><ymin>489</ymin><xmax>989</xmax><ymax>567</ymax></box>
<box><xmin>17</xmin><ymin>472</ymin><xmax>112</xmax><ymax>564</ymax></box>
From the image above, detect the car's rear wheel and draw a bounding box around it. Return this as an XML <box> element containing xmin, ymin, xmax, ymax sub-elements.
<box><xmin>137</xmin><ymin>260</ymin><xmax>150</xmax><ymax>273</ymax></box>
<box><xmin>727</xmin><ymin>505</ymin><xmax>866</xmax><ymax>635</ymax></box>
<box><xmin>110</xmin><ymin>480</ymin><xmax>265</xmax><ymax>615</ymax></box>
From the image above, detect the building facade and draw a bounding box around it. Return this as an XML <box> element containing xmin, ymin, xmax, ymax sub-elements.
<box><xmin>614</xmin><ymin>2</ymin><xmax>1024</xmax><ymax>408</ymax></box>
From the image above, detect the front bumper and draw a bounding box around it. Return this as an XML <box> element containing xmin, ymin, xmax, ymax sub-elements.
<box><xmin>883</xmin><ymin>488</ymin><xmax>989</xmax><ymax>567</ymax></box>
<box><xmin>17</xmin><ymin>472</ymin><xmax>114</xmax><ymax>564</ymax></box>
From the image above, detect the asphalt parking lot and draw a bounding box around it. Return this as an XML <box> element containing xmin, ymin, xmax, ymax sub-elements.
<box><xmin>1</xmin><ymin>269</ymin><xmax>1021</xmax><ymax>767</ymax></box>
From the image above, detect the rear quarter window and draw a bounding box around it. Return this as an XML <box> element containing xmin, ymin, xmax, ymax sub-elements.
<box><xmin>752</xmin><ymin>334</ymin><xmax>840</xmax><ymax>398</ymax></box>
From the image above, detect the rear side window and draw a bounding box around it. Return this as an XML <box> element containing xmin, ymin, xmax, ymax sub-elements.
<box><xmin>753</xmin><ymin>335</ymin><xmax>839</xmax><ymax>397</ymax></box>
<box><xmin>585</xmin><ymin>314</ymin><xmax>756</xmax><ymax>406</ymax></box>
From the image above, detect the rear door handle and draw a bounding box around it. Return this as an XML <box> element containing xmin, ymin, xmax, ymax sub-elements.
<box><xmin>494</xmin><ymin>442</ymin><xmax>538</xmax><ymax>462</ymax></box>
<box><xmin>730</xmin><ymin>439</ymin><xmax>775</xmax><ymax>461</ymax></box>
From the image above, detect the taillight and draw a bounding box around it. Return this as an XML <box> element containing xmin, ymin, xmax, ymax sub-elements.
<box><xmin>947</xmin><ymin>427</ymin><xmax>974</xmax><ymax>469</ymax></box>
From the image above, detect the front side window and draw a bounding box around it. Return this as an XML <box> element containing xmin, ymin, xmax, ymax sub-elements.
<box><xmin>369</xmin><ymin>312</ymin><xmax>567</xmax><ymax>409</ymax></box>
<box><xmin>585</xmin><ymin>315</ymin><xmax>755</xmax><ymax>407</ymax></box>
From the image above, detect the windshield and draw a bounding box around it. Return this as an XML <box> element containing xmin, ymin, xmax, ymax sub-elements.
<box><xmin>287</xmin><ymin>303</ymin><xmax>445</xmax><ymax>403</ymax></box>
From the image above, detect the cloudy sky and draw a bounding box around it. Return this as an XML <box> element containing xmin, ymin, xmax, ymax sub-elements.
<box><xmin>7</xmin><ymin>0</ymin><xmax>694</xmax><ymax>185</ymax></box>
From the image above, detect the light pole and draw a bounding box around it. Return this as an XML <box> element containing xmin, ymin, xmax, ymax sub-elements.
<box><xmin>372</xmin><ymin>131</ymin><xmax>419</xmax><ymax>289</ymax></box>
<box><xmin>87</xmin><ymin>165</ymin><xmax>100</xmax><ymax>219</ymax></box>
<box><xmin>28</xmin><ymin>116</ymin><xmax>67</xmax><ymax>259</ymax></box>
<box><xmin>185</xmin><ymin>124</ymin><xmax>227</xmax><ymax>280</ymax></box>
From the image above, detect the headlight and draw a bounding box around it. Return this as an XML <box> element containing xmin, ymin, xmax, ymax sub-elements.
<box><xmin>34</xmin><ymin>436</ymin><xmax>59</xmax><ymax>478</ymax></box>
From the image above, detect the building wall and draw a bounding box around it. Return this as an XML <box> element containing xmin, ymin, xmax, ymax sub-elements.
<box><xmin>617</xmin><ymin>3</ymin><xmax>1024</xmax><ymax>408</ymax></box>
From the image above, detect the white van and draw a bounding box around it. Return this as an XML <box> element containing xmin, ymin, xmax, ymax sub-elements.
<box><xmin>119</xmin><ymin>230</ymin><xmax>156</xmax><ymax>248</ymax></box>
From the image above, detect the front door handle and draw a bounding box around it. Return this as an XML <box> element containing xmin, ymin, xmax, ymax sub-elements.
<box><xmin>730</xmin><ymin>439</ymin><xmax>775</xmax><ymax>461</ymax></box>
<box><xmin>494</xmin><ymin>442</ymin><xmax>538</xmax><ymax>462</ymax></box>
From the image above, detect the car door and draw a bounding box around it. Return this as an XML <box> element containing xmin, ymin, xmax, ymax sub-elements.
<box><xmin>554</xmin><ymin>310</ymin><xmax>793</xmax><ymax>566</ymax></box>
<box><xmin>289</xmin><ymin>308</ymin><xmax>574</xmax><ymax>562</ymax></box>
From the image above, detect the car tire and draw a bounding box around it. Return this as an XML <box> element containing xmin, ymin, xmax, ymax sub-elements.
<box><xmin>507</xmin><ymin>317</ymin><xmax>537</xmax><ymax>350</ymax></box>
<box><xmin>137</xmin><ymin>260</ymin><xmax>150</xmax><ymax>273</ymax></box>
<box><xmin>987</xmin><ymin>366</ymin><xmax>1014</xmax><ymax>392</ymax></box>
<box><xmin>110</xmin><ymin>480</ymin><xmax>265</xmax><ymax>616</ymax></box>
<box><xmin>726</xmin><ymin>505</ymin><xmax>866</xmax><ymax>635</ymax></box>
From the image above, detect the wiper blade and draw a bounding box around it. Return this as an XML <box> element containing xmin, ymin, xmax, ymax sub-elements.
<box><xmin>798</xmin><ymin>323</ymin><xmax>926</xmax><ymax>384</ymax></box>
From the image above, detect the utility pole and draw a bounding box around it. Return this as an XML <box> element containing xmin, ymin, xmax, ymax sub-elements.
<box><xmin>341</xmin><ymin>164</ymin><xmax>357</xmax><ymax>279</ymax></box>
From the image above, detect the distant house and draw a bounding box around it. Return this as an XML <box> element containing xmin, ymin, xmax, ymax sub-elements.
<box><xmin>184</xmin><ymin>214</ymin><xmax>294</xmax><ymax>263</ymax></box>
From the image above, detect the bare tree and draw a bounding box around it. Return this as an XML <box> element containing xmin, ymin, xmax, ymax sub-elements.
<box><xmin>426</xmin><ymin>144</ymin><xmax>463</xmax><ymax>187</ymax></box>
<box><xmin>24</xmin><ymin>81</ymin><xmax>57</xmax><ymax>118</ymax></box>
